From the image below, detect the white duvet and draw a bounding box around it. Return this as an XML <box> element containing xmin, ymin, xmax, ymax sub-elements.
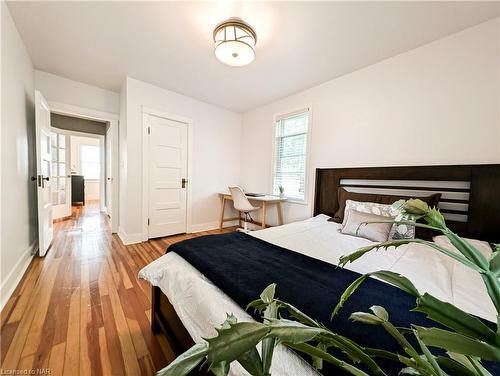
<box><xmin>139</xmin><ymin>215</ymin><xmax>495</xmax><ymax>375</ymax></box>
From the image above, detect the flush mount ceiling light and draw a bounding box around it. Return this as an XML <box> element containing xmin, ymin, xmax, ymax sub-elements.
<box><xmin>213</xmin><ymin>17</ymin><xmax>257</xmax><ymax>67</ymax></box>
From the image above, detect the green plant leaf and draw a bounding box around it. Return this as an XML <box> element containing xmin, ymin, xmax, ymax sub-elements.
<box><xmin>414</xmin><ymin>293</ymin><xmax>498</xmax><ymax>346</ymax></box>
<box><xmin>481</xmin><ymin>272</ymin><xmax>500</xmax><ymax>316</ymax></box>
<box><xmin>332</xmin><ymin>274</ymin><xmax>369</xmax><ymax>317</ymax></box>
<box><xmin>415</xmin><ymin>326</ymin><xmax>500</xmax><ymax>361</ymax></box>
<box><xmin>261</xmin><ymin>301</ymin><xmax>278</xmax><ymax>374</ymax></box>
<box><xmin>424</xmin><ymin>207</ymin><xmax>446</xmax><ymax>229</ymax></box>
<box><xmin>312</xmin><ymin>342</ymin><xmax>328</xmax><ymax>370</ymax></box>
<box><xmin>446</xmin><ymin>232</ymin><xmax>489</xmax><ymax>270</ymax></box>
<box><xmin>340</xmin><ymin>238</ymin><xmax>483</xmax><ymax>273</ymax></box>
<box><xmin>443</xmin><ymin>352</ymin><xmax>493</xmax><ymax>376</ymax></box>
<box><xmin>370</xmin><ymin>306</ymin><xmax>389</xmax><ymax>321</ymax></box>
<box><xmin>436</xmin><ymin>356</ymin><xmax>476</xmax><ymax>376</ymax></box>
<box><xmin>398</xmin><ymin>367</ymin><xmax>421</xmax><ymax>375</ymax></box>
<box><xmin>236</xmin><ymin>347</ymin><xmax>264</xmax><ymax>376</ymax></box>
<box><xmin>489</xmin><ymin>252</ymin><xmax>500</xmax><ymax>276</ymax></box>
<box><xmin>350</xmin><ymin>312</ymin><xmax>385</xmax><ymax>325</ymax></box>
<box><xmin>320</xmin><ymin>333</ymin><xmax>387</xmax><ymax>375</ymax></box>
<box><xmin>465</xmin><ymin>355</ymin><xmax>493</xmax><ymax>376</ymax></box>
<box><xmin>206</xmin><ymin>322</ymin><xmax>269</xmax><ymax>364</ymax></box>
<box><xmin>267</xmin><ymin>318</ymin><xmax>322</xmax><ymax>343</ymax></box>
<box><xmin>155</xmin><ymin>343</ymin><xmax>208</xmax><ymax>376</ymax></box>
<box><xmin>246</xmin><ymin>298</ymin><xmax>267</xmax><ymax>313</ymax></box>
<box><xmin>413</xmin><ymin>328</ymin><xmax>444</xmax><ymax>376</ymax></box>
<box><xmin>210</xmin><ymin>360</ymin><xmax>230</xmax><ymax>376</ymax></box>
<box><xmin>260</xmin><ymin>283</ymin><xmax>276</xmax><ymax>304</ymax></box>
<box><xmin>333</xmin><ymin>271</ymin><xmax>419</xmax><ymax>318</ymax></box>
<box><xmin>287</xmin><ymin>342</ymin><xmax>371</xmax><ymax>376</ymax></box>
<box><xmin>364</xmin><ymin>348</ymin><xmax>403</xmax><ymax>363</ymax></box>
<box><xmin>275</xmin><ymin>299</ymin><xmax>320</xmax><ymax>327</ymax></box>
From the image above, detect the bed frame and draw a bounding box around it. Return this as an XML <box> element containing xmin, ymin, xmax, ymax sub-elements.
<box><xmin>314</xmin><ymin>164</ymin><xmax>500</xmax><ymax>243</ymax></box>
<box><xmin>152</xmin><ymin>164</ymin><xmax>500</xmax><ymax>360</ymax></box>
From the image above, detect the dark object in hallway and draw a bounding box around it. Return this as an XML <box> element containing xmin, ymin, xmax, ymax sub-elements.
<box><xmin>71</xmin><ymin>174</ymin><xmax>85</xmax><ymax>205</ymax></box>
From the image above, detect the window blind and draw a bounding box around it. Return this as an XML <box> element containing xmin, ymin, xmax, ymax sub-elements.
<box><xmin>273</xmin><ymin>110</ymin><xmax>309</xmax><ymax>200</ymax></box>
<box><xmin>80</xmin><ymin>145</ymin><xmax>100</xmax><ymax>180</ymax></box>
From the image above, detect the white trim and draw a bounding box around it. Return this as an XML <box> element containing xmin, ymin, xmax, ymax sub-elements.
<box><xmin>0</xmin><ymin>241</ymin><xmax>37</xmax><ymax>310</ymax></box>
<box><xmin>49</xmin><ymin>101</ymin><xmax>119</xmax><ymax>121</ymax></box>
<box><xmin>189</xmin><ymin>220</ymin><xmax>239</xmax><ymax>234</ymax></box>
<box><xmin>48</xmin><ymin>101</ymin><xmax>119</xmax><ymax>233</ymax></box>
<box><xmin>141</xmin><ymin>107</ymin><xmax>193</xmax><ymax>241</ymax></box>
<box><xmin>270</xmin><ymin>104</ymin><xmax>313</xmax><ymax>205</ymax></box>
<box><xmin>118</xmin><ymin>228</ymin><xmax>143</xmax><ymax>245</ymax></box>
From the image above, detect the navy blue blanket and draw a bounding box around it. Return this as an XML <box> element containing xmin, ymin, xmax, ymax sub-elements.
<box><xmin>168</xmin><ymin>232</ymin><xmax>498</xmax><ymax>375</ymax></box>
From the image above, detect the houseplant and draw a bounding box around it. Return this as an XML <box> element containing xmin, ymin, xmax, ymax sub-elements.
<box><xmin>278</xmin><ymin>185</ymin><xmax>285</xmax><ymax>198</ymax></box>
<box><xmin>156</xmin><ymin>199</ymin><xmax>500</xmax><ymax>376</ymax></box>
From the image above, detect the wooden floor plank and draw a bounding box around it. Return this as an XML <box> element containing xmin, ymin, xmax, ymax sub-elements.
<box><xmin>0</xmin><ymin>200</ymin><xmax>235</xmax><ymax>375</ymax></box>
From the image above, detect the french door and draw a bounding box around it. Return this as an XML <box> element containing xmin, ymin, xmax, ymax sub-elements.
<box><xmin>51</xmin><ymin>130</ymin><xmax>71</xmax><ymax>219</ymax></box>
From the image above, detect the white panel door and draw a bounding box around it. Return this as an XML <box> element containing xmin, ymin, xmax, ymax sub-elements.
<box><xmin>35</xmin><ymin>91</ymin><xmax>53</xmax><ymax>256</ymax></box>
<box><xmin>147</xmin><ymin>114</ymin><xmax>188</xmax><ymax>238</ymax></box>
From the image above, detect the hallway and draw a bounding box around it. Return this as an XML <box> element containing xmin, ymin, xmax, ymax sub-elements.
<box><xmin>1</xmin><ymin>201</ymin><xmax>232</xmax><ymax>375</ymax></box>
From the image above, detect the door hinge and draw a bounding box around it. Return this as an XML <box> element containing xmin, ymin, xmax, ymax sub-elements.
<box><xmin>147</xmin><ymin>218</ymin><xmax>150</xmax><ymax>226</ymax></box>
<box><xmin>147</xmin><ymin>127</ymin><xmax>151</xmax><ymax>135</ymax></box>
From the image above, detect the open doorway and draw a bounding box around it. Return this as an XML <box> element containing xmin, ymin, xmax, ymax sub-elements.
<box><xmin>33</xmin><ymin>91</ymin><xmax>119</xmax><ymax>257</ymax></box>
<box><xmin>50</xmin><ymin>113</ymin><xmax>111</xmax><ymax>228</ymax></box>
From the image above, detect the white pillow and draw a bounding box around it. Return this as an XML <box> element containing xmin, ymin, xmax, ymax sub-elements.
<box><xmin>341</xmin><ymin>209</ymin><xmax>394</xmax><ymax>242</ymax></box>
<box><xmin>433</xmin><ymin>235</ymin><xmax>493</xmax><ymax>259</ymax></box>
<box><xmin>342</xmin><ymin>200</ymin><xmax>415</xmax><ymax>240</ymax></box>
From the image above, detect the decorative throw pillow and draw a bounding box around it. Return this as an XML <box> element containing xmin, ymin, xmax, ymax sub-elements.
<box><xmin>341</xmin><ymin>210</ymin><xmax>394</xmax><ymax>242</ymax></box>
<box><xmin>342</xmin><ymin>200</ymin><xmax>415</xmax><ymax>240</ymax></box>
<box><xmin>329</xmin><ymin>188</ymin><xmax>441</xmax><ymax>240</ymax></box>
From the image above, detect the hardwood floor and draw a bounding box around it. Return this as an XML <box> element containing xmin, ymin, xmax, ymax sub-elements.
<box><xmin>1</xmin><ymin>200</ymin><xmax>235</xmax><ymax>375</ymax></box>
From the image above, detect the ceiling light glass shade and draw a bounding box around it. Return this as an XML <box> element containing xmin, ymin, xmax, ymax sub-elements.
<box><xmin>213</xmin><ymin>18</ymin><xmax>257</xmax><ymax>67</ymax></box>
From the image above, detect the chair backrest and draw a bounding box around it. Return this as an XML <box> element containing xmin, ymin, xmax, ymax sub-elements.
<box><xmin>228</xmin><ymin>186</ymin><xmax>256</xmax><ymax>212</ymax></box>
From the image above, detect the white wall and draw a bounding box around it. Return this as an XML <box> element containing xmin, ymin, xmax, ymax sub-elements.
<box><xmin>119</xmin><ymin>77</ymin><xmax>242</xmax><ymax>243</ymax></box>
<box><xmin>34</xmin><ymin>70</ymin><xmax>120</xmax><ymax>114</ymax></box>
<box><xmin>0</xmin><ymin>3</ymin><xmax>37</xmax><ymax>308</ymax></box>
<box><xmin>241</xmin><ymin>18</ymin><xmax>500</xmax><ymax>225</ymax></box>
<box><xmin>70</xmin><ymin>136</ymin><xmax>100</xmax><ymax>200</ymax></box>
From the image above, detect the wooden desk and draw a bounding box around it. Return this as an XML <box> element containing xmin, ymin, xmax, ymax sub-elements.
<box><xmin>219</xmin><ymin>193</ymin><xmax>286</xmax><ymax>230</ymax></box>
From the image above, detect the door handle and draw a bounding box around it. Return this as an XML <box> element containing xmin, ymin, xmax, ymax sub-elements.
<box><xmin>42</xmin><ymin>176</ymin><xmax>50</xmax><ymax>181</ymax></box>
<box><xmin>182</xmin><ymin>178</ymin><xmax>188</xmax><ymax>188</ymax></box>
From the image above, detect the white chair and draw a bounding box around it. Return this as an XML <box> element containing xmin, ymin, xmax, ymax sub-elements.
<box><xmin>228</xmin><ymin>186</ymin><xmax>260</xmax><ymax>233</ymax></box>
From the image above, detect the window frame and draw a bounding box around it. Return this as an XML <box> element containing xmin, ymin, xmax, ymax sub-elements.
<box><xmin>270</xmin><ymin>105</ymin><xmax>313</xmax><ymax>205</ymax></box>
<box><xmin>79</xmin><ymin>143</ymin><xmax>101</xmax><ymax>180</ymax></box>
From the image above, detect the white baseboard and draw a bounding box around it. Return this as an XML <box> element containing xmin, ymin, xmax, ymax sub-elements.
<box><xmin>189</xmin><ymin>220</ymin><xmax>238</xmax><ymax>233</ymax></box>
<box><xmin>119</xmin><ymin>220</ymin><xmax>238</xmax><ymax>245</ymax></box>
<box><xmin>0</xmin><ymin>241</ymin><xmax>37</xmax><ymax>310</ymax></box>
<box><xmin>118</xmin><ymin>228</ymin><xmax>143</xmax><ymax>245</ymax></box>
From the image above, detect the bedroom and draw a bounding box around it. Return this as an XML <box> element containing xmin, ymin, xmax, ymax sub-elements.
<box><xmin>1</xmin><ymin>1</ymin><xmax>499</xmax><ymax>375</ymax></box>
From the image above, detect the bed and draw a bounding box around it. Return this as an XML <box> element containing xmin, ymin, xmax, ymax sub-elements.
<box><xmin>139</xmin><ymin>164</ymin><xmax>500</xmax><ymax>375</ymax></box>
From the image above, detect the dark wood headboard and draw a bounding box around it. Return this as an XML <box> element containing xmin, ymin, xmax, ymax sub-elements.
<box><xmin>313</xmin><ymin>164</ymin><xmax>500</xmax><ymax>242</ymax></box>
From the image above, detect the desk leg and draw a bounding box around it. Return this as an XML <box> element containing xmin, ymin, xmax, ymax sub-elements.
<box><xmin>277</xmin><ymin>202</ymin><xmax>284</xmax><ymax>225</ymax></box>
<box><xmin>261</xmin><ymin>202</ymin><xmax>267</xmax><ymax>229</ymax></box>
<box><xmin>219</xmin><ymin>197</ymin><xmax>226</xmax><ymax>230</ymax></box>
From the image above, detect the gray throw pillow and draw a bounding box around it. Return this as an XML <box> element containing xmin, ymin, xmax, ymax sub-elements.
<box><xmin>341</xmin><ymin>209</ymin><xmax>394</xmax><ymax>242</ymax></box>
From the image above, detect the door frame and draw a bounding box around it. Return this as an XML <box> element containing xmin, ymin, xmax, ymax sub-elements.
<box><xmin>53</xmin><ymin>128</ymin><xmax>105</xmax><ymax>208</ymax></box>
<box><xmin>49</xmin><ymin>101</ymin><xmax>119</xmax><ymax>233</ymax></box>
<box><xmin>141</xmin><ymin>106</ymin><xmax>193</xmax><ymax>241</ymax></box>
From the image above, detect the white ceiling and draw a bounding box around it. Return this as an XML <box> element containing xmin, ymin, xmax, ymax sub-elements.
<box><xmin>7</xmin><ymin>1</ymin><xmax>500</xmax><ymax>112</ymax></box>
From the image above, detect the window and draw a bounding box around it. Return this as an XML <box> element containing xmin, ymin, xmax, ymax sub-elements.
<box><xmin>80</xmin><ymin>144</ymin><xmax>100</xmax><ymax>180</ymax></box>
<box><xmin>272</xmin><ymin>109</ymin><xmax>310</xmax><ymax>201</ymax></box>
